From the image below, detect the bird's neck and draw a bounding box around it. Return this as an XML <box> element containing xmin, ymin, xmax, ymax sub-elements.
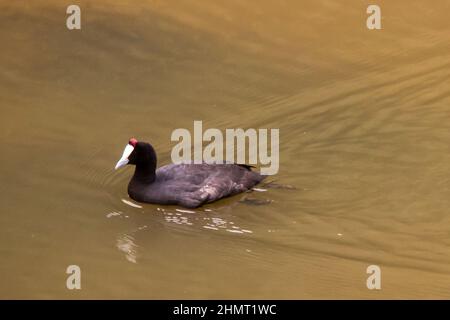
<box><xmin>131</xmin><ymin>143</ymin><xmax>158</xmax><ymax>184</ymax></box>
<box><xmin>132</xmin><ymin>164</ymin><xmax>156</xmax><ymax>184</ymax></box>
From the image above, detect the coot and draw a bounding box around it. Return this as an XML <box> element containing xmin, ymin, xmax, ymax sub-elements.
<box><xmin>115</xmin><ymin>138</ymin><xmax>267</xmax><ymax>208</ymax></box>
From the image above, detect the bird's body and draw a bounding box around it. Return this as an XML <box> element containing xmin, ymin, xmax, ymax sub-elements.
<box><xmin>128</xmin><ymin>162</ymin><xmax>265</xmax><ymax>208</ymax></box>
<box><xmin>115</xmin><ymin>139</ymin><xmax>266</xmax><ymax>208</ymax></box>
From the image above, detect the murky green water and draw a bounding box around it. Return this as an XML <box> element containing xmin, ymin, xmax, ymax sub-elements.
<box><xmin>1</xmin><ymin>0</ymin><xmax>450</xmax><ymax>298</ymax></box>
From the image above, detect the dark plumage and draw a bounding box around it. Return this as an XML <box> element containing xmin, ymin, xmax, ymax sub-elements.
<box><xmin>115</xmin><ymin>139</ymin><xmax>266</xmax><ymax>208</ymax></box>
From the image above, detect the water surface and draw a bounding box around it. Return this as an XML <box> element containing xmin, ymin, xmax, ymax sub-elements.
<box><xmin>1</xmin><ymin>0</ymin><xmax>450</xmax><ymax>298</ymax></box>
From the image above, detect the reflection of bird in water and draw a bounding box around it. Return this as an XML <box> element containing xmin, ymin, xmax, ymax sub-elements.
<box><xmin>111</xmin><ymin>180</ymin><xmax>296</xmax><ymax>253</ymax></box>
<box><xmin>116</xmin><ymin>234</ymin><xmax>138</xmax><ymax>264</ymax></box>
<box><xmin>116</xmin><ymin>225</ymin><xmax>147</xmax><ymax>264</ymax></box>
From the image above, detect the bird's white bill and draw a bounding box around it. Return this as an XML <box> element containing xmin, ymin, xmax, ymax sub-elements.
<box><xmin>115</xmin><ymin>144</ymin><xmax>134</xmax><ymax>170</ymax></box>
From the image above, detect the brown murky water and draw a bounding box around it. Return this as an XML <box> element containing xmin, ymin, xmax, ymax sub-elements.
<box><xmin>1</xmin><ymin>0</ymin><xmax>450</xmax><ymax>299</ymax></box>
